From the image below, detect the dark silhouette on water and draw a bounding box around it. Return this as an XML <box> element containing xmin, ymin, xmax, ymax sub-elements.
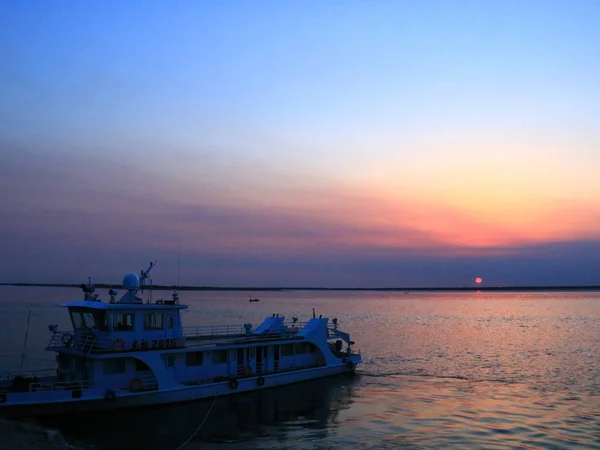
<box><xmin>35</xmin><ymin>374</ymin><xmax>359</xmax><ymax>450</ymax></box>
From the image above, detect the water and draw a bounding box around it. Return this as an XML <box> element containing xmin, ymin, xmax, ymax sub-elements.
<box><xmin>1</xmin><ymin>287</ymin><xmax>600</xmax><ymax>449</ymax></box>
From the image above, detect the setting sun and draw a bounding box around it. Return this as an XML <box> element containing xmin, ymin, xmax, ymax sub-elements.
<box><xmin>475</xmin><ymin>277</ymin><xmax>483</xmax><ymax>284</ymax></box>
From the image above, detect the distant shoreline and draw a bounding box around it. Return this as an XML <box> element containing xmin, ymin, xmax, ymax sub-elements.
<box><xmin>1</xmin><ymin>282</ymin><xmax>599</xmax><ymax>292</ymax></box>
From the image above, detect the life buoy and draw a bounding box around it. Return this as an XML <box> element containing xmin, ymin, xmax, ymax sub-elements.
<box><xmin>317</xmin><ymin>356</ymin><xmax>326</xmax><ymax>367</ymax></box>
<box><xmin>104</xmin><ymin>390</ymin><xmax>116</xmax><ymax>401</ymax></box>
<box><xmin>61</xmin><ymin>334</ymin><xmax>73</xmax><ymax>347</ymax></box>
<box><xmin>112</xmin><ymin>339</ymin><xmax>126</xmax><ymax>351</ymax></box>
<box><xmin>130</xmin><ymin>377</ymin><xmax>143</xmax><ymax>392</ymax></box>
<box><xmin>244</xmin><ymin>365</ymin><xmax>252</xmax><ymax>376</ymax></box>
<box><xmin>257</xmin><ymin>376</ymin><xmax>265</xmax><ymax>387</ymax></box>
<box><xmin>229</xmin><ymin>379</ymin><xmax>238</xmax><ymax>390</ymax></box>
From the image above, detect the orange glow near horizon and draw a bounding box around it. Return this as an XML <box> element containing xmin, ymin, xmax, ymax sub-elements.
<box><xmin>165</xmin><ymin>185</ymin><xmax>600</xmax><ymax>258</ymax></box>
<box><xmin>166</xmin><ymin>170</ymin><xmax>600</xmax><ymax>257</ymax></box>
<box><xmin>12</xmin><ymin>143</ymin><xmax>599</xmax><ymax>260</ymax></box>
<box><xmin>332</xmin><ymin>144</ymin><xmax>600</xmax><ymax>251</ymax></box>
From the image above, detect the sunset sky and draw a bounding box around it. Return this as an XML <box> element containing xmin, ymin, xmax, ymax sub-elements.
<box><xmin>2</xmin><ymin>1</ymin><xmax>600</xmax><ymax>287</ymax></box>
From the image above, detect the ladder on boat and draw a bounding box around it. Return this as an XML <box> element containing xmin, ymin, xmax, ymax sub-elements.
<box><xmin>78</xmin><ymin>335</ymin><xmax>96</xmax><ymax>356</ymax></box>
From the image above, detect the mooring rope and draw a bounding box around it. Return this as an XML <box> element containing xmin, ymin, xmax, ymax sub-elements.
<box><xmin>174</xmin><ymin>394</ymin><xmax>218</xmax><ymax>450</ymax></box>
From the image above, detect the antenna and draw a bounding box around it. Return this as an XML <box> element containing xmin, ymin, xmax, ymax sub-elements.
<box><xmin>171</xmin><ymin>240</ymin><xmax>181</xmax><ymax>304</ymax></box>
<box><xmin>141</xmin><ymin>260</ymin><xmax>157</xmax><ymax>281</ymax></box>
<box><xmin>177</xmin><ymin>239</ymin><xmax>181</xmax><ymax>288</ymax></box>
<box><xmin>139</xmin><ymin>260</ymin><xmax>158</xmax><ymax>293</ymax></box>
<box><xmin>148</xmin><ymin>277</ymin><xmax>153</xmax><ymax>303</ymax></box>
<box><xmin>20</xmin><ymin>309</ymin><xmax>32</xmax><ymax>371</ymax></box>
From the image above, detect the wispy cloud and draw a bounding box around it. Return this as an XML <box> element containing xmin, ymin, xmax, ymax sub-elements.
<box><xmin>2</xmin><ymin>142</ymin><xmax>599</xmax><ymax>286</ymax></box>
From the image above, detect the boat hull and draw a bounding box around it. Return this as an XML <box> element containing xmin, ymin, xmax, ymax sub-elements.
<box><xmin>0</xmin><ymin>361</ymin><xmax>358</xmax><ymax>419</ymax></box>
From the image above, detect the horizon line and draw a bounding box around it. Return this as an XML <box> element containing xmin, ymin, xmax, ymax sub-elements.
<box><xmin>1</xmin><ymin>282</ymin><xmax>600</xmax><ymax>292</ymax></box>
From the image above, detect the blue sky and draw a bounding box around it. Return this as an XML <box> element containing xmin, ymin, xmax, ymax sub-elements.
<box><xmin>1</xmin><ymin>1</ymin><xmax>599</xmax><ymax>287</ymax></box>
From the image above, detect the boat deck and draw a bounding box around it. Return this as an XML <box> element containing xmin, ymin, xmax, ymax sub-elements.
<box><xmin>181</xmin><ymin>324</ymin><xmax>307</xmax><ymax>348</ymax></box>
<box><xmin>43</xmin><ymin>321</ymin><xmax>345</xmax><ymax>355</ymax></box>
<box><xmin>0</xmin><ymin>369</ymin><xmax>91</xmax><ymax>394</ymax></box>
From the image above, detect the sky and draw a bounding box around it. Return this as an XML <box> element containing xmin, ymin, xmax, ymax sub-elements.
<box><xmin>1</xmin><ymin>1</ymin><xmax>600</xmax><ymax>287</ymax></box>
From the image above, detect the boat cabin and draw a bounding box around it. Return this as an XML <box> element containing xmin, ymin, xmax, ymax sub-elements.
<box><xmin>62</xmin><ymin>301</ymin><xmax>187</xmax><ymax>353</ymax></box>
<box><xmin>50</xmin><ymin>264</ymin><xmax>188</xmax><ymax>354</ymax></box>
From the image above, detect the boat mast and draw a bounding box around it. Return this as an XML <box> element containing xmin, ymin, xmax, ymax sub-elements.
<box><xmin>139</xmin><ymin>260</ymin><xmax>157</xmax><ymax>303</ymax></box>
<box><xmin>19</xmin><ymin>310</ymin><xmax>32</xmax><ymax>371</ymax></box>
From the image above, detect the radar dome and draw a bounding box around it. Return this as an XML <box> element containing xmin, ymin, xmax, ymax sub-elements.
<box><xmin>122</xmin><ymin>273</ymin><xmax>140</xmax><ymax>290</ymax></box>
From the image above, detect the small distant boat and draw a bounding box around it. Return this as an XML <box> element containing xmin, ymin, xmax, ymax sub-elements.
<box><xmin>0</xmin><ymin>261</ymin><xmax>362</xmax><ymax>419</ymax></box>
<box><xmin>248</xmin><ymin>296</ymin><xmax>260</xmax><ymax>302</ymax></box>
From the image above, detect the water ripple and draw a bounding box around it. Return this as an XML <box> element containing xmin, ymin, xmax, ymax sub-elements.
<box><xmin>3</xmin><ymin>288</ymin><xmax>600</xmax><ymax>449</ymax></box>
<box><xmin>342</xmin><ymin>376</ymin><xmax>600</xmax><ymax>450</ymax></box>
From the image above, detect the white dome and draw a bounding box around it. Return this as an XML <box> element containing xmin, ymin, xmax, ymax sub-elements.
<box><xmin>122</xmin><ymin>273</ymin><xmax>140</xmax><ymax>290</ymax></box>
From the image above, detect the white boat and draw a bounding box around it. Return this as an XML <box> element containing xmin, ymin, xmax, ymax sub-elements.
<box><xmin>0</xmin><ymin>262</ymin><xmax>362</xmax><ymax>419</ymax></box>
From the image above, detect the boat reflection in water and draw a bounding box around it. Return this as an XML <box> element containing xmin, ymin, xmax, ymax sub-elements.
<box><xmin>38</xmin><ymin>373</ymin><xmax>360</xmax><ymax>450</ymax></box>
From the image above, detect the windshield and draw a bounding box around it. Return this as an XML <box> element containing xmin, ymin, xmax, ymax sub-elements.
<box><xmin>69</xmin><ymin>308</ymin><xmax>108</xmax><ymax>331</ymax></box>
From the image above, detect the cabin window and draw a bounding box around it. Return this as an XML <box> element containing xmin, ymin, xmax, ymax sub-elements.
<box><xmin>144</xmin><ymin>313</ymin><xmax>164</xmax><ymax>330</ymax></box>
<box><xmin>103</xmin><ymin>359</ymin><xmax>126</xmax><ymax>375</ymax></box>
<box><xmin>92</xmin><ymin>311</ymin><xmax>108</xmax><ymax>331</ymax></box>
<box><xmin>115</xmin><ymin>359</ymin><xmax>126</xmax><ymax>373</ymax></box>
<box><xmin>135</xmin><ymin>359</ymin><xmax>150</xmax><ymax>372</ymax></box>
<box><xmin>166</xmin><ymin>355</ymin><xmax>176</xmax><ymax>368</ymax></box>
<box><xmin>212</xmin><ymin>350</ymin><xmax>228</xmax><ymax>364</ymax></box>
<box><xmin>186</xmin><ymin>352</ymin><xmax>203</xmax><ymax>367</ymax></box>
<box><xmin>81</xmin><ymin>312</ymin><xmax>95</xmax><ymax>328</ymax></box>
<box><xmin>281</xmin><ymin>344</ymin><xmax>294</xmax><ymax>356</ymax></box>
<box><xmin>167</xmin><ymin>316</ymin><xmax>175</xmax><ymax>330</ymax></box>
<box><xmin>111</xmin><ymin>313</ymin><xmax>134</xmax><ymax>331</ymax></box>
<box><xmin>69</xmin><ymin>309</ymin><xmax>108</xmax><ymax>330</ymax></box>
<box><xmin>71</xmin><ymin>312</ymin><xmax>84</xmax><ymax>329</ymax></box>
<box><xmin>294</xmin><ymin>343</ymin><xmax>308</xmax><ymax>354</ymax></box>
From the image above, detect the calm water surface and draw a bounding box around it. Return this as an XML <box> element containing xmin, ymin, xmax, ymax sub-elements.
<box><xmin>1</xmin><ymin>288</ymin><xmax>600</xmax><ymax>449</ymax></box>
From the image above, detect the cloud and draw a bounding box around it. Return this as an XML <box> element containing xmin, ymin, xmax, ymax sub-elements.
<box><xmin>1</xmin><ymin>140</ymin><xmax>599</xmax><ymax>286</ymax></box>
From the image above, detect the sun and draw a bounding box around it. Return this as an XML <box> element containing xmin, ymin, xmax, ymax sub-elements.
<box><xmin>475</xmin><ymin>277</ymin><xmax>483</xmax><ymax>284</ymax></box>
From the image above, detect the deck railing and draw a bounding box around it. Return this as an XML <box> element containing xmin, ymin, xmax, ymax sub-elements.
<box><xmin>0</xmin><ymin>369</ymin><xmax>92</xmax><ymax>394</ymax></box>
<box><xmin>46</xmin><ymin>330</ymin><xmax>71</xmax><ymax>349</ymax></box>
<box><xmin>0</xmin><ymin>368</ymin><xmax>57</xmax><ymax>383</ymax></box>
<box><xmin>47</xmin><ymin>331</ymin><xmax>107</xmax><ymax>354</ymax></box>
<box><xmin>44</xmin><ymin>321</ymin><xmax>353</xmax><ymax>354</ymax></box>
<box><xmin>124</xmin><ymin>373</ymin><xmax>159</xmax><ymax>392</ymax></box>
<box><xmin>181</xmin><ymin>320</ymin><xmax>332</xmax><ymax>340</ymax></box>
<box><xmin>181</xmin><ymin>321</ymin><xmax>321</xmax><ymax>340</ymax></box>
<box><xmin>284</xmin><ymin>321</ymin><xmax>310</xmax><ymax>330</ymax></box>
<box><xmin>182</xmin><ymin>331</ymin><xmax>304</xmax><ymax>349</ymax></box>
<box><xmin>182</xmin><ymin>324</ymin><xmax>246</xmax><ymax>339</ymax></box>
<box><xmin>27</xmin><ymin>379</ymin><xmax>92</xmax><ymax>392</ymax></box>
